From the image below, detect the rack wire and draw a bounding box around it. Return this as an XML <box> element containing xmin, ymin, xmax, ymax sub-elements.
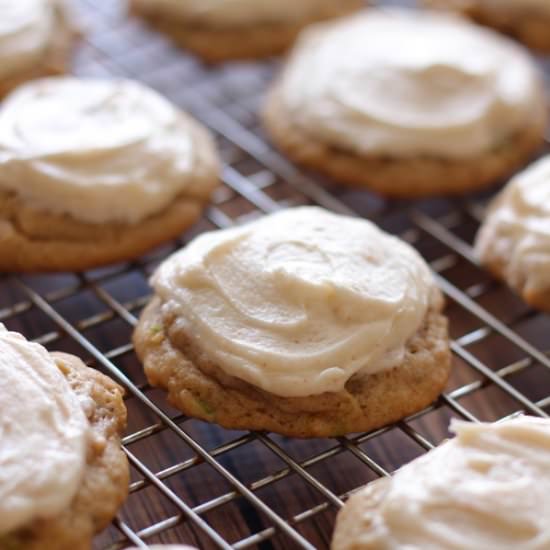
<box><xmin>2</xmin><ymin>0</ymin><xmax>550</xmax><ymax>548</ymax></box>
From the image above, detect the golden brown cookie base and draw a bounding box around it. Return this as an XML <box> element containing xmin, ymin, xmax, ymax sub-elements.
<box><xmin>424</xmin><ymin>0</ymin><xmax>550</xmax><ymax>52</ymax></box>
<box><xmin>263</xmin><ymin>87</ymin><xmax>547</xmax><ymax>198</ymax></box>
<box><xmin>0</xmin><ymin>119</ymin><xmax>219</xmax><ymax>272</ymax></box>
<box><xmin>331</xmin><ymin>477</ymin><xmax>391</xmax><ymax>550</ymax></box>
<box><xmin>0</xmin><ymin>191</ymin><xmax>204</xmax><ymax>272</ymax></box>
<box><xmin>487</xmin><ymin>260</ymin><xmax>550</xmax><ymax>312</ymax></box>
<box><xmin>1</xmin><ymin>353</ymin><xmax>128</xmax><ymax>550</ymax></box>
<box><xmin>476</xmin><ymin>231</ymin><xmax>550</xmax><ymax>313</ymax></box>
<box><xmin>133</xmin><ymin>290</ymin><xmax>451</xmax><ymax>438</ymax></box>
<box><xmin>129</xmin><ymin>0</ymin><xmax>363</xmax><ymax>62</ymax></box>
<box><xmin>0</xmin><ymin>3</ymin><xmax>77</xmax><ymax>99</ymax></box>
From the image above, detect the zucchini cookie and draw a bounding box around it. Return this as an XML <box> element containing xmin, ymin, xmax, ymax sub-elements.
<box><xmin>475</xmin><ymin>155</ymin><xmax>550</xmax><ymax>311</ymax></box>
<box><xmin>425</xmin><ymin>0</ymin><xmax>550</xmax><ymax>52</ymax></box>
<box><xmin>129</xmin><ymin>0</ymin><xmax>363</xmax><ymax>62</ymax></box>
<box><xmin>263</xmin><ymin>8</ymin><xmax>547</xmax><ymax>198</ymax></box>
<box><xmin>0</xmin><ymin>0</ymin><xmax>76</xmax><ymax>99</ymax></box>
<box><xmin>0</xmin><ymin>324</ymin><xmax>128</xmax><ymax>550</ymax></box>
<box><xmin>332</xmin><ymin>416</ymin><xmax>550</xmax><ymax>549</ymax></box>
<box><xmin>0</xmin><ymin>77</ymin><xmax>219</xmax><ymax>272</ymax></box>
<box><xmin>133</xmin><ymin>207</ymin><xmax>451</xmax><ymax>438</ymax></box>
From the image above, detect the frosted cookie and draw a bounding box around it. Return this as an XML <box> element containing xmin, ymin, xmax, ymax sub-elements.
<box><xmin>0</xmin><ymin>0</ymin><xmax>76</xmax><ymax>99</ymax></box>
<box><xmin>425</xmin><ymin>0</ymin><xmax>550</xmax><ymax>52</ymax></box>
<box><xmin>129</xmin><ymin>0</ymin><xmax>363</xmax><ymax>62</ymax></box>
<box><xmin>0</xmin><ymin>77</ymin><xmax>219</xmax><ymax>272</ymax></box>
<box><xmin>332</xmin><ymin>416</ymin><xmax>550</xmax><ymax>550</ymax></box>
<box><xmin>263</xmin><ymin>9</ymin><xmax>547</xmax><ymax>198</ymax></box>
<box><xmin>133</xmin><ymin>207</ymin><xmax>451</xmax><ymax>438</ymax></box>
<box><xmin>0</xmin><ymin>324</ymin><xmax>128</xmax><ymax>550</ymax></box>
<box><xmin>475</xmin><ymin>155</ymin><xmax>550</xmax><ymax>311</ymax></box>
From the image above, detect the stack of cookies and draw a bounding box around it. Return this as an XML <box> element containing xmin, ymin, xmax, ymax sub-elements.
<box><xmin>2</xmin><ymin>0</ymin><xmax>550</xmax><ymax>548</ymax></box>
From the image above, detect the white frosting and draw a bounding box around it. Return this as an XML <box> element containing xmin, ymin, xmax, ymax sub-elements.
<box><xmin>152</xmin><ymin>207</ymin><xmax>435</xmax><ymax>398</ymax></box>
<box><xmin>134</xmin><ymin>0</ymin><xmax>351</xmax><ymax>25</ymax></box>
<box><xmin>279</xmin><ymin>9</ymin><xmax>543</xmax><ymax>159</ymax></box>
<box><xmin>0</xmin><ymin>324</ymin><xmax>88</xmax><ymax>536</ymax></box>
<box><xmin>0</xmin><ymin>77</ymin><xmax>210</xmax><ymax>224</ymax></box>
<box><xmin>0</xmin><ymin>0</ymin><xmax>54</xmax><ymax>80</ymax></box>
<box><xmin>475</xmin><ymin>155</ymin><xmax>550</xmax><ymax>295</ymax></box>
<box><xmin>350</xmin><ymin>416</ymin><xmax>550</xmax><ymax>549</ymax></box>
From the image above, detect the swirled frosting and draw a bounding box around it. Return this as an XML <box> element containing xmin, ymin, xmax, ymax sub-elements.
<box><xmin>0</xmin><ymin>0</ymin><xmax>54</xmax><ymax>80</ymax></box>
<box><xmin>0</xmin><ymin>324</ymin><xmax>88</xmax><ymax>536</ymax></box>
<box><xmin>152</xmin><ymin>207</ymin><xmax>435</xmax><ymax>398</ymax></box>
<box><xmin>475</xmin><ymin>155</ymin><xmax>550</xmax><ymax>295</ymax></box>
<box><xmin>278</xmin><ymin>8</ymin><xmax>543</xmax><ymax>159</ymax></box>
<box><xmin>340</xmin><ymin>416</ymin><xmax>550</xmax><ymax>549</ymax></box>
<box><xmin>133</xmin><ymin>0</ymin><xmax>355</xmax><ymax>26</ymax></box>
<box><xmin>0</xmin><ymin>77</ymin><xmax>214</xmax><ymax>224</ymax></box>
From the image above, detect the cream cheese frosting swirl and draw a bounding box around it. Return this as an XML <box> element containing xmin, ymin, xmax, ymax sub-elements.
<box><xmin>133</xmin><ymin>0</ymin><xmax>351</xmax><ymax>26</ymax></box>
<box><xmin>152</xmin><ymin>207</ymin><xmax>435</xmax><ymax>398</ymax></box>
<box><xmin>0</xmin><ymin>324</ymin><xmax>88</xmax><ymax>536</ymax></box>
<box><xmin>0</xmin><ymin>0</ymin><xmax>54</xmax><ymax>80</ymax></box>
<box><xmin>343</xmin><ymin>416</ymin><xmax>550</xmax><ymax>549</ymax></box>
<box><xmin>0</xmin><ymin>77</ymin><xmax>209</xmax><ymax>224</ymax></box>
<box><xmin>278</xmin><ymin>8</ymin><xmax>544</xmax><ymax>159</ymax></box>
<box><xmin>475</xmin><ymin>155</ymin><xmax>550</xmax><ymax>295</ymax></box>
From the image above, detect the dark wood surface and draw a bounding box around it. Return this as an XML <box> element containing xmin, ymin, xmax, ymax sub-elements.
<box><xmin>1</xmin><ymin>1</ymin><xmax>549</xmax><ymax>548</ymax></box>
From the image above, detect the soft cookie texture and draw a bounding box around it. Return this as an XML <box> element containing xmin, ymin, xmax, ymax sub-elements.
<box><xmin>263</xmin><ymin>8</ymin><xmax>546</xmax><ymax>197</ymax></box>
<box><xmin>425</xmin><ymin>0</ymin><xmax>550</xmax><ymax>52</ymax></box>
<box><xmin>475</xmin><ymin>155</ymin><xmax>550</xmax><ymax>311</ymax></box>
<box><xmin>0</xmin><ymin>77</ymin><xmax>219</xmax><ymax>272</ymax></box>
<box><xmin>134</xmin><ymin>292</ymin><xmax>450</xmax><ymax>438</ymax></box>
<box><xmin>0</xmin><ymin>0</ymin><xmax>76</xmax><ymax>99</ymax></box>
<box><xmin>332</xmin><ymin>416</ymin><xmax>550</xmax><ymax>550</ymax></box>
<box><xmin>0</xmin><ymin>329</ymin><xmax>128</xmax><ymax>550</ymax></box>
<box><xmin>129</xmin><ymin>0</ymin><xmax>363</xmax><ymax>62</ymax></box>
<box><xmin>133</xmin><ymin>207</ymin><xmax>451</xmax><ymax>438</ymax></box>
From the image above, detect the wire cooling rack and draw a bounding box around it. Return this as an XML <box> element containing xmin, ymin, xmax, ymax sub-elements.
<box><xmin>2</xmin><ymin>1</ymin><xmax>550</xmax><ymax>548</ymax></box>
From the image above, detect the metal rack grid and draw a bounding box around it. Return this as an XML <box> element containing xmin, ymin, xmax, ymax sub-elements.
<box><xmin>2</xmin><ymin>0</ymin><xmax>550</xmax><ymax>548</ymax></box>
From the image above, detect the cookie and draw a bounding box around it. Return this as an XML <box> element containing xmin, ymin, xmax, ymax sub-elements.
<box><xmin>425</xmin><ymin>0</ymin><xmax>550</xmax><ymax>52</ymax></box>
<box><xmin>332</xmin><ymin>416</ymin><xmax>550</xmax><ymax>549</ymax></box>
<box><xmin>263</xmin><ymin>9</ymin><xmax>547</xmax><ymax>198</ymax></box>
<box><xmin>133</xmin><ymin>207</ymin><xmax>451</xmax><ymax>438</ymax></box>
<box><xmin>129</xmin><ymin>0</ymin><xmax>363</xmax><ymax>62</ymax></box>
<box><xmin>0</xmin><ymin>326</ymin><xmax>128</xmax><ymax>550</ymax></box>
<box><xmin>475</xmin><ymin>155</ymin><xmax>550</xmax><ymax>311</ymax></box>
<box><xmin>0</xmin><ymin>77</ymin><xmax>219</xmax><ymax>272</ymax></box>
<box><xmin>0</xmin><ymin>0</ymin><xmax>76</xmax><ymax>99</ymax></box>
